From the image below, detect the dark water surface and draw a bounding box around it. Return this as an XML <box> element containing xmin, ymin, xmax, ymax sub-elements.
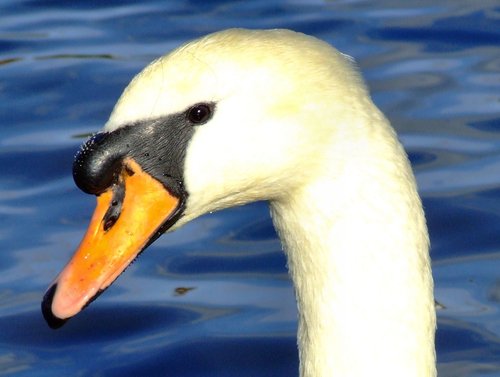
<box><xmin>1</xmin><ymin>1</ymin><xmax>499</xmax><ymax>376</ymax></box>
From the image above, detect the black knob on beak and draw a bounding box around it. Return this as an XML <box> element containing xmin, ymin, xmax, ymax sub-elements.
<box><xmin>73</xmin><ymin>132</ymin><xmax>128</xmax><ymax>195</ymax></box>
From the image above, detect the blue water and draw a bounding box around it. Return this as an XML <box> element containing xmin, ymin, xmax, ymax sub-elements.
<box><xmin>1</xmin><ymin>1</ymin><xmax>499</xmax><ymax>376</ymax></box>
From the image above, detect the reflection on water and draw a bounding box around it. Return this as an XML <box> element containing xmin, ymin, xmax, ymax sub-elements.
<box><xmin>1</xmin><ymin>1</ymin><xmax>499</xmax><ymax>376</ymax></box>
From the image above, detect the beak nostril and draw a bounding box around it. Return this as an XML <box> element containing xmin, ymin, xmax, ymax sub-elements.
<box><xmin>102</xmin><ymin>179</ymin><xmax>126</xmax><ymax>232</ymax></box>
<box><xmin>103</xmin><ymin>215</ymin><xmax>118</xmax><ymax>231</ymax></box>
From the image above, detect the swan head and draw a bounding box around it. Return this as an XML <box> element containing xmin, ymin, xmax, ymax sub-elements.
<box><xmin>42</xmin><ymin>28</ymin><xmax>374</xmax><ymax>328</ymax></box>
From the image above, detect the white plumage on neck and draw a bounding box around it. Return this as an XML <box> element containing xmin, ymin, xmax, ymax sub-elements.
<box><xmin>104</xmin><ymin>28</ymin><xmax>436</xmax><ymax>376</ymax></box>
<box><xmin>270</xmin><ymin>114</ymin><xmax>435</xmax><ymax>376</ymax></box>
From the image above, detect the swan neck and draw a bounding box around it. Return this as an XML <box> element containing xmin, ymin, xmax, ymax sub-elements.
<box><xmin>270</xmin><ymin>140</ymin><xmax>436</xmax><ymax>377</ymax></box>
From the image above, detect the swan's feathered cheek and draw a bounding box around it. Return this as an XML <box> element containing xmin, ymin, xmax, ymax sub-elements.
<box><xmin>42</xmin><ymin>112</ymin><xmax>197</xmax><ymax>329</ymax></box>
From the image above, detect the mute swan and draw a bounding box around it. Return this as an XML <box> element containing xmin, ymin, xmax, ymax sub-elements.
<box><xmin>42</xmin><ymin>29</ymin><xmax>436</xmax><ymax>376</ymax></box>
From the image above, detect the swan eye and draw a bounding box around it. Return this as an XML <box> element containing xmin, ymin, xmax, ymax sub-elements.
<box><xmin>186</xmin><ymin>103</ymin><xmax>213</xmax><ymax>125</ymax></box>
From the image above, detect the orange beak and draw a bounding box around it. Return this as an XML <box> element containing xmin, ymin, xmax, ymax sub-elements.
<box><xmin>42</xmin><ymin>158</ymin><xmax>180</xmax><ymax>328</ymax></box>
